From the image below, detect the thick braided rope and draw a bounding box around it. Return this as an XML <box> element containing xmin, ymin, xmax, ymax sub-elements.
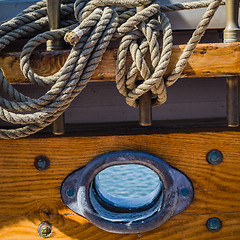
<box><xmin>0</xmin><ymin>10</ymin><xmax>117</xmax><ymax>137</ymax></box>
<box><xmin>166</xmin><ymin>0</ymin><xmax>222</xmax><ymax>86</ymax></box>
<box><xmin>116</xmin><ymin>0</ymin><xmax>221</xmax><ymax>107</ymax></box>
<box><xmin>0</xmin><ymin>2</ymin><xmax>118</xmax><ymax>139</ymax></box>
<box><xmin>5</xmin><ymin>8</ymin><xmax>116</xmax><ymax>120</ymax></box>
<box><xmin>115</xmin><ymin>10</ymin><xmax>173</xmax><ymax>107</ymax></box>
<box><xmin>128</xmin><ymin>11</ymin><xmax>172</xmax><ymax>107</ymax></box>
<box><xmin>160</xmin><ymin>0</ymin><xmax>224</xmax><ymax>12</ymax></box>
<box><xmin>0</xmin><ymin>2</ymin><xmax>75</xmax><ymax>105</ymax></box>
<box><xmin>0</xmin><ymin>0</ymin><xmax>224</xmax><ymax>139</ymax></box>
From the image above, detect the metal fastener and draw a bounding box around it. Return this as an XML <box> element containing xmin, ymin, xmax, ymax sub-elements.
<box><xmin>180</xmin><ymin>188</ymin><xmax>189</xmax><ymax>197</ymax></box>
<box><xmin>34</xmin><ymin>156</ymin><xmax>50</xmax><ymax>171</ymax></box>
<box><xmin>206</xmin><ymin>217</ymin><xmax>222</xmax><ymax>232</ymax></box>
<box><xmin>38</xmin><ymin>222</ymin><xmax>52</xmax><ymax>238</ymax></box>
<box><xmin>206</xmin><ymin>150</ymin><xmax>223</xmax><ymax>165</ymax></box>
<box><xmin>66</xmin><ymin>188</ymin><xmax>75</xmax><ymax>197</ymax></box>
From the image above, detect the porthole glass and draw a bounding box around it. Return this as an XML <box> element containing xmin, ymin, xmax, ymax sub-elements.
<box><xmin>92</xmin><ymin>164</ymin><xmax>162</xmax><ymax>210</ymax></box>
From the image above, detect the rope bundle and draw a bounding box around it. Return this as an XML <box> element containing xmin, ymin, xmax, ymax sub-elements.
<box><xmin>0</xmin><ymin>0</ymin><xmax>222</xmax><ymax>139</ymax></box>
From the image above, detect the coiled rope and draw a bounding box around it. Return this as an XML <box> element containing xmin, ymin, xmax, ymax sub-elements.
<box><xmin>0</xmin><ymin>0</ymin><xmax>223</xmax><ymax>139</ymax></box>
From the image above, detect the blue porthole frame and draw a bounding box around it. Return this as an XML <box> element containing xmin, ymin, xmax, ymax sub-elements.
<box><xmin>61</xmin><ymin>150</ymin><xmax>194</xmax><ymax>234</ymax></box>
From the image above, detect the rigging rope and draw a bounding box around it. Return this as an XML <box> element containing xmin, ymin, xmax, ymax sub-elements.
<box><xmin>0</xmin><ymin>0</ymin><xmax>223</xmax><ymax>139</ymax></box>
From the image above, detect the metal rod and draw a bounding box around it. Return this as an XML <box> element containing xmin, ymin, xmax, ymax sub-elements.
<box><xmin>52</xmin><ymin>113</ymin><xmax>65</xmax><ymax>135</ymax></box>
<box><xmin>226</xmin><ymin>77</ymin><xmax>239</xmax><ymax>127</ymax></box>
<box><xmin>46</xmin><ymin>0</ymin><xmax>63</xmax><ymax>51</ymax></box>
<box><xmin>224</xmin><ymin>0</ymin><xmax>240</xmax><ymax>127</ymax></box>
<box><xmin>137</xmin><ymin>6</ymin><xmax>152</xmax><ymax>127</ymax></box>
<box><xmin>139</xmin><ymin>91</ymin><xmax>152</xmax><ymax>126</ymax></box>
<box><xmin>47</xmin><ymin>0</ymin><xmax>65</xmax><ymax>135</ymax></box>
<box><xmin>224</xmin><ymin>0</ymin><xmax>240</xmax><ymax>42</ymax></box>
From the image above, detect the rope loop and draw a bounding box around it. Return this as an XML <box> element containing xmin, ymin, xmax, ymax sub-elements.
<box><xmin>116</xmin><ymin>0</ymin><xmax>161</xmax><ymax>36</ymax></box>
<box><xmin>116</xmin><ymin>0</ymin><xmax>222</xmax><ymax>107</ymax></box>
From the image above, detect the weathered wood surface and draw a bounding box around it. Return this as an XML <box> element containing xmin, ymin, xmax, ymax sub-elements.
<box><xmin>0</xmin><ymin>131</ymin><xmax>240</xmax><ymax>239</ymax></box>
<box><xmin>1</xmin><ymin>42</ymin><xmax>240</xmax><ymax>84</ymax></box>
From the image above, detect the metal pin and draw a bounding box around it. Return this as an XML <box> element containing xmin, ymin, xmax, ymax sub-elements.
<box><xmin>47</xmin><ymin>0</ymin><xmax>65</xmax><ymax>135</ymax></box>
<box><xmin>46</xmin><ymin>0</ymin><xmax>63</xmax><ymax>51</ymax></box>
<box><xmin>137</xmin><ymin>6</ymin><xmax>152</xmax><ymax>127</ymax></box>
<box><xmin>224</xmin><ymin>0</ymin><xmax>240</xmax><ymax>127</ymax></box>
<box><xmin>226</xmin><ymin>77</ymin><xmax>239</xmax><ymax>127</ymax></box>
<box><xmin>52</xmin><ymin>113</ymin><xmax>65</xmax><ymax>135</ymax></box>
<box><xmin>139</xmin><ymin>91</ymin><xmax>152</xmax><ymax>126</ymax></box>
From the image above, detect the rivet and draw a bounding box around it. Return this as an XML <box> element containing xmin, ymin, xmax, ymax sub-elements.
<box><xmin>180</xmin><ymin>188</ymin><xmax>189</xmax><ymax>197</ymax></box>
<box><xmin>38</xmin><ymin>222</ymin><xmax>52</xmax><ymax>238</ymax></box>
<box><xmin>34</xmin><ymin>156</ymin><xmax>50</xmax><ymax>171</ymax></box>
<box><xmin>206</xmin><ymin>217</ymin><xmax>222</xmax><ymax>232</ymax></box>
<box><xmin>66</xmin><ymin>188</ymin><xmax>75</xmax><ymax>197</ymax></box>
<box><xmin>206</xmin><ymin>150</ymin><xmax>223</xmax><ymax>165</ymax></box>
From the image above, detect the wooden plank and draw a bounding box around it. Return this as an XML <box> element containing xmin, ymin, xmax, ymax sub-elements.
<box><xmin>1</xmin><ymin>42</ymin><xmax>240</xmax><ymax>84</ymax></box>
<box><xmin>0</xmin><ymin>131</ymin><xmax>240</xmax><ymax>239</ymax></box>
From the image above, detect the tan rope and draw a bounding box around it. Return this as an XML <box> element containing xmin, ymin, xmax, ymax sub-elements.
<box><xmin>0</xmin><ymin>0</ymin><xmax>223</xmax><ymax>139</ymax></box>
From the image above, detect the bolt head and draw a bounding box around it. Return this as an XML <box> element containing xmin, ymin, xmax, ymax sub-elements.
<box><xmin>206</xmin><ymin>150</ymin><xmax>223</xmax><ymax>165</ymax></box>
<box><xmin>38</xmin><ymin>222</ymin><xmax>52</xmax><ymax>238</ymax></box>
<box><xmin>206</xmin><ymin>217</ymin><xmax>222</xmax><ymax>232</ymax></box>
<box><xmin>180</xmin><ymin>188</ymin><xmax>189</xmax><ymax>197</ymax></box>
<box><xmin>34</xmin><ymin>156</ymin><xmax>50</xmax><ymax>171</ymax></box>
<box><xmin>66</xmin><ymin>188</ymin><xmax>75</xmax><ymax>197</ymax></box>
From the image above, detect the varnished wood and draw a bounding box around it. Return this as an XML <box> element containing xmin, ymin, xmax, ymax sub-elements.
<box><xmin>0</xmin><ymin>130</ymin><xmax>240</xmax><ymax>239</ymax></box>
<box><xmin>1</xmin><ymin>42</ymin><xmax>240</xmax><ymax>84</ymax></box>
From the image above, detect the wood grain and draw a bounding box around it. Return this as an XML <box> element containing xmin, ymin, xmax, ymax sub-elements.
<box><xmin>1</xmin><ymin>131</ymin><xmax>240</xmax><ymax>239</ymax></box>
<box><xmin>1</xmin><ymin>42</ymin><xmax>240</xmax><ymax>84</ymax></box>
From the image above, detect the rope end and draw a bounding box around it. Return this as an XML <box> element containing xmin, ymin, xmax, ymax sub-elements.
<box><xmin>64</xmin><ymin>26</ymin><xmax>83</xmax><ymax>46</ymax></box>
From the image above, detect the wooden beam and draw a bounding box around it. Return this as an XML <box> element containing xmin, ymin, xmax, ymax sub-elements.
<box><xmin>0</xmin><ymin>131</ymin><xmax>240</xmax><ymax>239</ymax></box>
<box><xmin>1</xmin><ymin>42</ymin><xmax>240</xmax><ymax>84</ymax></box>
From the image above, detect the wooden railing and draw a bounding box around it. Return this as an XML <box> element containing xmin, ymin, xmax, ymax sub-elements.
<box><xmin>1</xmin><ymin>42</ymin><xmax>240</xmax><ymax>84</ymax></box>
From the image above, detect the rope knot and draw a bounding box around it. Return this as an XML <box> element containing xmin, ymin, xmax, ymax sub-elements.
<box><xmin>116</xmin><ymin>12</ymin><xmax>173</xmax><ymax>107</ymax></box>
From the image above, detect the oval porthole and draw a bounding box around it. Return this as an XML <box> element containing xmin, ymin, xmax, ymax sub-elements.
<box><xmin>61</xmin><ymin>150</ymin><xmax>193</xmax><ymax>233</ymax></box>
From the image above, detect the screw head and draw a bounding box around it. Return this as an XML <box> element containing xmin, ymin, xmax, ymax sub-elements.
<box><xmin>38</xmin><ymin>222</ymin><xmax>52</xmax><ymax>238</ymax></box>
<box><xmin>66</xmin><ymin>188</ymin><xmax>75</xmax><ymax>197</ymax></box>
<box><xmin>34</xmin><ymin>156</ymin><xmax>50</xmax><ymax>171</ymax></box>
<box><xmin>180</xmin><ymin>188</ymin><xmax>189</xmax><ymax>197</ymax></box>
<box><xmin>206</xmin><ymin>150</ymin><xmax>223</xmax><ymax>165</ymax></box>
<box><xmin>206</xmin><ymin>217</ymin><xmax>222</xmax><ymax>232</ymax></box>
